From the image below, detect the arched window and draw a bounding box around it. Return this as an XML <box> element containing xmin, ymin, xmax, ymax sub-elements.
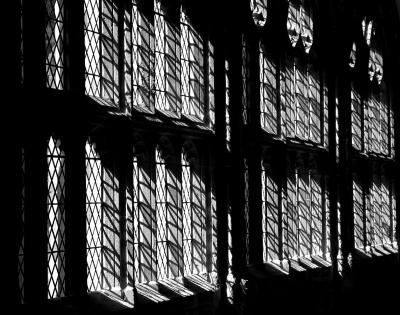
<box><xmin>45</xmin><ymin>0</ymin><xmax>65</xmax><ymax>90</ymax></box>
<box><xmin>350</xmin><ymin>18</ymin><xmax>396</xmax><ymax>251</ymax></box>
<box><xmin>250</xmin><ymin>0</ymin><xmax>267</xmax><ymax>28</ymax></box>
<box><xmin>282</xmin><ymin>0</ymin><xmax>327</xmax><ymax>144</ymax></box>
<box><xmin>46</xmin><ymin>136</ymin><xmax>66</xmax><ymax>299</ymax></box>
<box><xmin>84</xmin><ymin>0</ymin><xmax>120</xmax><ymax>104</ymax></box>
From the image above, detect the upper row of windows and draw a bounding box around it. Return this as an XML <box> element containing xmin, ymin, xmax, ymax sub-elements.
<box><xmin>20</xmin><ymin>1</ymin><xmax>394</xmax><ymax>156</ymax></box>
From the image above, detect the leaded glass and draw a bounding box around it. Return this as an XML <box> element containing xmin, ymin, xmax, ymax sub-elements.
<box><xmin>155</xmin><ymin>146</ymin><xmax>168</xmax><ymax>279</ymax></box>
<box><xmin>85</xmin><ymin>0</ymin><xmax>101</xmax><ymax>96</ymax></box>
<box><xmin>45</xmin><ymin>0</ymin><xmax>65</xmax><ymax>90</ymax></box>
<box><xmin>259</xmin><ymin>42</ymin><xmax>278</xmax><ymax>135</ymax></box>
<box><xmin>47</xmin><ymin>137</ymin><xmax>66</xmax><ymax>299</ymax></box>
<box><xmin>180</xmin><ymin>8</ymin><xmax>205</xmax><ymax>120</ymax></box>
<box><xmin>86</xmin><ymin>140</ymin><xmax>102</xmax><ymax>291</ymax></box>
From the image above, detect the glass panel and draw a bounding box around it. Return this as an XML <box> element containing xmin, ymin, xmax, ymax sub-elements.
<box><xmin>259</xmin><ymin>42</ymin><xmax>278</xmax><ymax>135</ymax></box>
<box><xmin>85</xmin><ymin>0</ymin><xmax>101</xmax><ymax>96</ymax></box>
<box><xmin>155</xmin><ymin>146</ymin><xmax>168</xmax><ymax>279</ymax></box>
<box><xmin>45</xmin><ymin>0</ymin><xmax>65</xmax><ymax>90</ymax></box>
<box><xmin>47</xmin><ymin>137</ymin><xmax>66</xmax><ymax>299</ymax></box>
<box><xmin>181</xmin><ymin>8</ymin><xmax>205</xmax><ymax>119</ymax></box>
<box><xmin>86</xmin><ymin>140</ymin><xmax>102</xmax><ymax>291</ymax></box>
<box><xmin>130</xmin><ymin>2</ymin><xmax>155</xmax><ymax>110</ymax></box>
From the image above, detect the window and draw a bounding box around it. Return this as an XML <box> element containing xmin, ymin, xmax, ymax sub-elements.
<box><xmin>154</xmin><ymin>0</ymin><xmax>180</xmax><ymax>113</ymax></box>
<box><xmin>259</xmin><ymin>41</ymin><xmax>278</xmax><ymax>134</ymax></box>
<box><xmin>285</xmin><ymin>154</ymin><xmax>329</xmax><ymax>260</ymax></box>
<box><xmin>353</xmin><ymin>165</ymin><xmax>397</xmax><ymax>249</ymax></box>
<box><xmin>281</xmin><ymin>0</ymin><xmax>327</xmax><ymax>144</ymax></box>
<box><xmin>47</xmin><ymin>136</ymin><xmax>66</xmax><ymax>299</ymax></box>
<box><xmin>351</xmin><ymin>18</ymin><xmax>397</xmax><ymax>252</ymax></box>
<box><xmin>45</xmin><ymin>0</ymin><xmax>65</xmax><ymax>90</ymax></box>
<box><xmin>85</xmin><ymin>139</ymin><xmax>122</xmax><ymax>291</ymax></box>
<box><xmin>249</xmin><ymin>0</ymin><xmax>331</xmax><ymax>270</ymax></box>
<box><xmin>126</xmin><ymin>0</ymin><xmax>155</xmax><ymax>111</ymax></box>
<box><xmin>155</xmin><ymin>146</ymin><xmax>169</xmax><ymax>279</ymax></box>
<box><xmin>85</xmin><ymin>140</ymin><xmax>102</xmax><ymax>291</ymax></box>
<box><xmin>180</xmin><ymin>7</ymin><xmax>205</xmax><ymax>120</ymax></box>
<box><xmin>85</xmin><ymin>0</ymin><xmax>120</xmax><ymax>104</ymax></box>
<box><xmin>181</xmin><ymin>146</ymin><xmax>207</xmax><ymax>275</ymax></box>
<box><xmin>250</xmin><ymin>0</ymin><xmax>267</xmax><ymax>27</ymax></box>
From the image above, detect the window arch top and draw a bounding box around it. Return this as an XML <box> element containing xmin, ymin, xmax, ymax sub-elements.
<box><xmin>287</xmin><ymin>0</ymin><xmax>313</xmax><ymax>53</ymax></box>
<box><xmin>250</xmin><ymin>0</ymin><xmax>268</xmax><ymax>27</ymax></box>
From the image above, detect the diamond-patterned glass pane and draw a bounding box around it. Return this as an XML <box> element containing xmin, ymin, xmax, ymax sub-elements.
<box><xmin>85</xmin><ymin>140</ymin><xmax>102</xmax><ymax>291</ymax></box>
<box><xmin>127</xmin><ymin>156</ymin><xmax>140</xmax><ymax>284</ymax></box>
<box><xmin>130</xmin><ymin>3</ymin><xmax>155</xmax><ymax>110</ymax></box>
<box><xmin>85</xmin><ymin>0</ymin><xmax>101</xmax><ymax>96</ymax></box>
<box><xmin>47</xmin><ymin>137</ymin><xmax>66</xmax><ymax>299</ymax></box>
<box><xmin>156</xmin><ymin>147</ymin><xmax>168</xmax><ymax>279</ymax></box>
<box><xmin>262</xmin><ymin>163</ymin><xmax>280</xmax><ymax>262</ymax></box>
<box><xmin>45</xmin><ymin>0</ymin><xmax>65</xmax><ymax>90</ymax></box>
<box><xmin>154</xmin><ymin>0</ymin><xmax>180</xmax><ymax>113</ymax></box>
<box><xmin>181</xmin><ymin>151</ymin><xmax>192</xmax><ymax>275</ymax></box>
<box><xmin>259</xmin><ymin>42</ymin><xmax>277</xmax><ymax>135</ymax></box>
<box><xmin>180</xmin><ymin>9</ymin><xmax>205</xmax><ymax>120</ymax></box>
<box><xmin>18</xmin><ymin>148</ymin><xmax>25</xmax><ymax>303</ymax></box>
<box><xmin>354</xmin><ymin>165</ymin><xmax>396</xmax><ymax>248</ymax></box>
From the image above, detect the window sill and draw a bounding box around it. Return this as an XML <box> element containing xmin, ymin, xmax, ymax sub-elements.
<box><xmin>127</xmin><ymin>273</ymin><xmax>218</xmax><ymax>305</ymax></box>
<box><xmin>246</xmin><ymin>255</ymin><xmax>332</xmax><ymax>280</ymax></box>
<box><xmin>354</xmin><ymin>242</ymin><xmax>398</xmax><ymax>260</ymax></box>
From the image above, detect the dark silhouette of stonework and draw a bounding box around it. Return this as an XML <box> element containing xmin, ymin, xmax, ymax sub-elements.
<box><xmin>4</xmin><ymin>0</ymin><xmax>400</xmax><ymax>314</ymax></box>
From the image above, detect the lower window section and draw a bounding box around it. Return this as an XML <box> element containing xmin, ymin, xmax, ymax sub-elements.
<box><xmin>261</xmin><ymin>151</ymin><xmax>331</xmax><ymax>267</ymax></box>
<box><xmin>353</xmin><ymin>162</ymin><xmax>397</xmax><ymax>252</ymax></box>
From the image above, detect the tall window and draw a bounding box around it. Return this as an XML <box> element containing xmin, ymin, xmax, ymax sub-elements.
<box><xmin>47</xmin><ymin>136</ymin><xmax>66</xmax><ymax>299</ymax></box>
<box><xmin>180</xmin><ymin>7</ymin><xmax>205</xmax><ymax>120</ymax></box>
<box><xmin>351</xmin><ymin>18</ymin><xmax>397</xmax><ymax>251</ymax></box>
<box><xmin>86</xmin><ymin>140</ymin><xmax>102</xmax><ymax>291</ymax></box>
<box><xmin>155</xmin><ymin>146</ymin><xmax>169</xmax><ymax>279</ymax></box>
<box><xmin>45</xmin><ymin>0</ymin><xmax>65</xmax><ymax>90</ymax></box>
<box><xmin>281</xmin><ymin>0</ymin><xmax>327</xmax><ymax>144</ymax></box>
<box><xmin>285</xmin><ymin>154</ymin><xmax>329</xmax><ymax>260</ymax></box>
<box><xmin>126</xmin><ymin>0</ymin><xmax>155</xmax><ymax>111</ymax></box>
<box><xmin>181</xmin><ymin>148</ymin><xmax>206</xmax><ymax>275</ymax></box>
<box><xmin>353</xmin><ymin>165</ymin><xmax>397</xmax><ymax>249</ymax></box>
<box><xmin>259</xmin><ymin>42</ymin><xmax>278</xmax><ymax>134</ymax></box>
<box><xmin>85</xmin><ymin>0</ymin><xmax>120</xmax><ymax>104</ymax></box>
<box><xmin>261</xmin><ymin>160</ymin><xmax>280</xmax><ymax>262</ymax></box>
<box><xmin>154</xmin><ymin>0</ymin><xmax>180</xmax><ymax>113</ymax></box>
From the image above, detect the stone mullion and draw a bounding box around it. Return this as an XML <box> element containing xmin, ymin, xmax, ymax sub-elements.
<box><xmin>64</xmin><ymin>135</ymin><xmax>87</xmax><ymax>296</ymax></box>
<box><xmin>65</xmin><ymin>0</ymin><xmax>85</xmax><ymax>94</ymax></box>
<box><xmin>24</xmin><ymin>136</ymin><xmax>48</xmax><ymax>303</ymax></box>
